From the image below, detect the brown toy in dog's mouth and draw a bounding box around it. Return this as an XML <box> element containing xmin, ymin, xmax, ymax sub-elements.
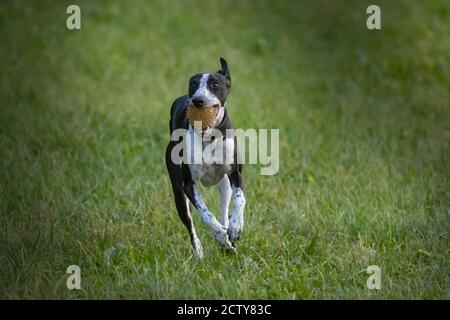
<box><xmin>186</xmin><ymin>104</ymin><xmax>220</xmax><ymax>130</ymax></box>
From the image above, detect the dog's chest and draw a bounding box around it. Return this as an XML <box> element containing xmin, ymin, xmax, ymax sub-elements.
<box><xmin>186</xmin><ymin>130</ymin><xmax>234</xmax><ymax>186</ymax></box>
<box><xmin>189</xmin><ymin>162</ymin><xmax>231</xmax><ymax>186</ymax></box>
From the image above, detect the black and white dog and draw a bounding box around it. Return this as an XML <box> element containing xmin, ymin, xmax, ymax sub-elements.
<box><xmin>165</xmin><ymin>58</ymin><xmax>245</xmax><ymax>259</ymax></box>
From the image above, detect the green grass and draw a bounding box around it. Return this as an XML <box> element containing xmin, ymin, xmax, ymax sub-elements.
<box><xmin>0</xmin><ymin>0</ymin><xmax>449</xmax><ymax>299</ymax></box>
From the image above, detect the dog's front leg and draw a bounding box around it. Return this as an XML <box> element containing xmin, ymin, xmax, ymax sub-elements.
<box><xmin>227</xmin><ymin>165</ymin><xmax>246</xmax><ymax>245</ymax></box>
<box><xmin>228</xmin><ymin>187</ymin><xmax>246</xmax><ymax>244</ymax></box>
<box><xmin>218</xmin><ymin>175</ymin><xmax>232</xmax><ymax>229</ymax></box>
<box><xmin>184</xmin><ymin>183</ymin><xmax>235</xmax><ymax>251</ymax></box>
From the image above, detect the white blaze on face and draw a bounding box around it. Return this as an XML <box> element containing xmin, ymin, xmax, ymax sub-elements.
<box><xmin>192</xmin><ymin>74</ymin><xmax>221</xmax><ymax>108</ymax></box>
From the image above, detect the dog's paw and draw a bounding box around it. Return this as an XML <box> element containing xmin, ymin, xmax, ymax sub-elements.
<box><xmin>227</xmin><ymin>216</ymin><xmax>243</xmax><ymax>245</ymax></box>
<box><xmin>214</xmin><ymin>228</ymin><xmax>236</xmax><ymax>252</ymax></box>
<box><xmin>192</xmin><ymin>236</ymin><xmax>204</xmax><ymax>260</ymax></box>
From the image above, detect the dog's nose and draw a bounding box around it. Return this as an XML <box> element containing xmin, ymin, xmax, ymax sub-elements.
<box><xmin>192</xmin><ymin>97</ymin><xmax>205</xmax><ymax>108</ymax></box>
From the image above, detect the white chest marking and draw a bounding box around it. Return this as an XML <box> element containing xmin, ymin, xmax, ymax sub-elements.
<box><xmin>186</xmin><ymin>126</ymin><xmax>234</xmax><ymax>186</ymax></box>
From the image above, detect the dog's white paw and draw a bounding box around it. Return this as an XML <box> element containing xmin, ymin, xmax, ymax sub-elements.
<box><xmin>214</xmin><ymin>227</ymin><xmax>236</xmax><ymax>252</ymax></box>
<box><xmin>227</xmin><ymin>216</ymin><xmax>243</xmax><ymax>245</ymax></box>
<box><xmin>192</xmin><ymin>236</ymin><xmax>204</xmax><ymax>260</ymax></box>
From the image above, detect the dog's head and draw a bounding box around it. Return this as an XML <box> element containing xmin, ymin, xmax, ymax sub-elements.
<box><xmin>187</xmin><ymin>58</ymin><xmax>231</xmax><ymax>126</ymax></box>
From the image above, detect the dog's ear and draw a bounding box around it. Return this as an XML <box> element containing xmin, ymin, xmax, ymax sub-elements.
<box><xmin>218</xmin><ymin>57</ymin><xmax>231</xmax><ymax>88</ymax></box>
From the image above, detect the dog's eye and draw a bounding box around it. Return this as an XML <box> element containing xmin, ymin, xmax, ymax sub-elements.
<box><xmin>211</xmin><ymin>82</ymin><xmax>220</xmax><ymax>90</ymax></box>
<box><xmin>189</xmin><ymin>82</ymin><xmax>197</xmax><ymax>90</ymax></box>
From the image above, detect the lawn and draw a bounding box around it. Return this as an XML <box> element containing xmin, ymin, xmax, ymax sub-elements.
<box><xmin>0</xmin><ymin>0</ymin><xmax>449</xmax><ymax>299</ymax></box>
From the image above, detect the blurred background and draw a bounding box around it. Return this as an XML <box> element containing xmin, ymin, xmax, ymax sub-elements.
<box><xmin>0</xmin><ymin>0</ymin><xmax>448</xmax><ymax>299</ymax></box>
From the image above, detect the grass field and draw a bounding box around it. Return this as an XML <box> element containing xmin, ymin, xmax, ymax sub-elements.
<box><xmin>0</xmin><ymin>0</ymin><xmax>449</xmax><ymax>299</ymax></box>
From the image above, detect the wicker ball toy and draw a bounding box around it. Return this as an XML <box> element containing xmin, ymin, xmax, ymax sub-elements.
<box><xmin>186</xmin><ymin>105</ymin><xmax>218</xmax><ymax>130</ymax></box>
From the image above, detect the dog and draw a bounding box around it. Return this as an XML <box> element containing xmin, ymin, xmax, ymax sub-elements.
<box><xmin>165</xmin><ymin>58</ymin><xmax>245</xmax><ymax>259</ymax></box>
